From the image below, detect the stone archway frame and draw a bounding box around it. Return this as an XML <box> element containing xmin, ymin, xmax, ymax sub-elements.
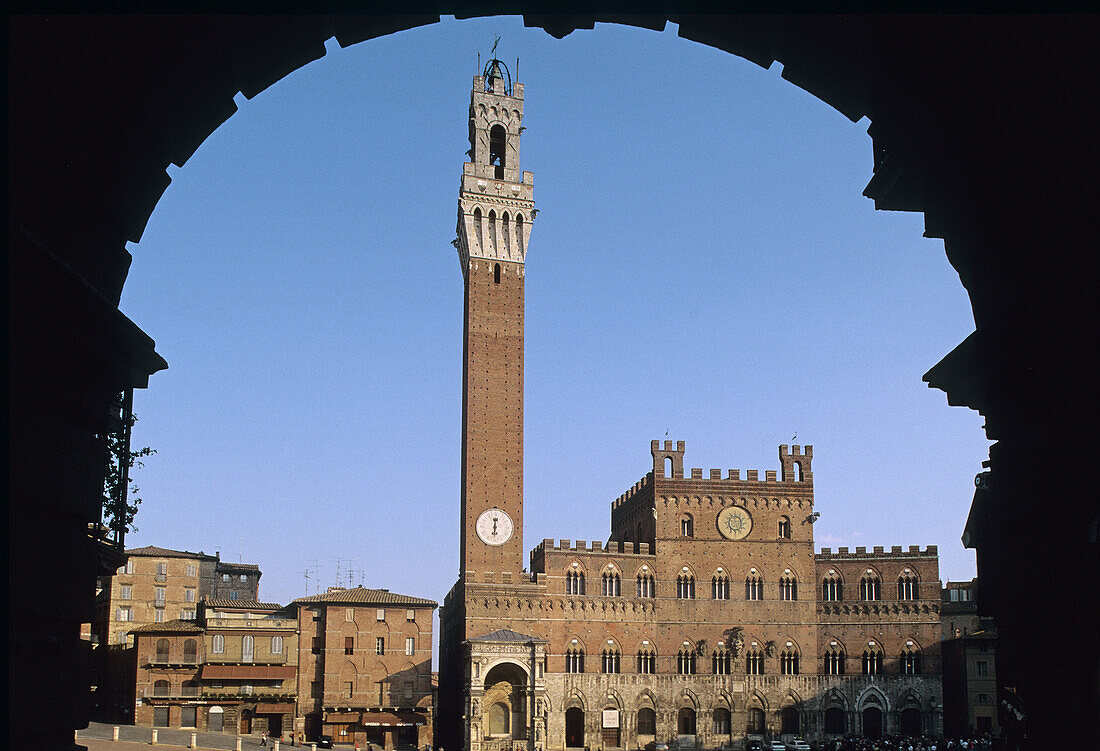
<box><xmin>465</xmin><ymin>631</ymin><xmax>549</xmax><ymax>751</ymax></box>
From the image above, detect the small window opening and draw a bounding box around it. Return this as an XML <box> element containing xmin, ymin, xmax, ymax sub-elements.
<box><xmin>494</xmin><ymin>263</ymin><xmax>501</xmax><ymax>284</ymax></box>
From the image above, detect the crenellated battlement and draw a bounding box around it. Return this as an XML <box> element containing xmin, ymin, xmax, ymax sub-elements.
<box><xmin>648</xmin><ymin>440</ymin><xmax>814</xmax><ymax>486</ymax></box>
<box><xmin>817</xmin><ymin>544</ymin><xmax>938</xmax><ymax>559</ymax></box>
<box><xmin>533</xmin><ymin>538</ymin><xmax>655</xmax><ymax>556</ymax></box>
<box><xmin>611</xmin><ymin>474</ymin><xmax>653</xmax><ymax>510</ymax></box>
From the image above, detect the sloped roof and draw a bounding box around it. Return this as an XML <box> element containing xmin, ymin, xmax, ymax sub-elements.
<box><xmin>216</xmin><ymin>561</ymin><xmax>261</xmax><ymax>571</ymax></box>
<box><xmin>125</xmin><ymin>545</ymin><xmax>213</xmax><ymax>559</ymax></box>
<box><xmin>130</xmin><ymin>619</ymin><xmax>204</xmax><ymax>634</ymax></box>
<box><xmin>202</xmin><ymin>598</ymin><xmax>284</xmax><ymax>610</ymax></box>
<box><xmin>468</xmin><ymin>628</ymin><xmax>546</xmax><ymax>643</ymax></box>
<box><xmin>292</xmin><ymin>586</ymin><xmax>436</xmax><ymax>607</ymax></box>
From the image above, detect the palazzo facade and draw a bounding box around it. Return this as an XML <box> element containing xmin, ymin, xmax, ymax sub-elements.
<box><xmin>438</xmin><ymin>60</ymin><xmax>943</xmax><ymax>751</ymax></box>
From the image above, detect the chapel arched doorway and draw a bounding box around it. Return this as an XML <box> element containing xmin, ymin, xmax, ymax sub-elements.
<box><xmin>862</xmin><ymin>707</ymin><xmax>882</xmax><ymax>739</ymax></box>
<box><xmin>565</xmin><ymin>707</ymin><xmax>585</xmax><ymax>748</ymax></box>
<box><xmin>482</xmin><ymin>662</ymin><xmax>529</xmax><ymax>742</ymax></box>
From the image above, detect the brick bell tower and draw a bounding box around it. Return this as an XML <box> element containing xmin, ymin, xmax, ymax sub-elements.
<box><xmin>455</xmin><ymin>58</ymin><xmax>534</xmax><ymax>579</ymax></box>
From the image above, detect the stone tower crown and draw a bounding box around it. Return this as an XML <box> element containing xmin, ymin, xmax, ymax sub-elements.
<box><xmin>455</xmin><ymin>57</ymin><xmax>535</xmax><ymax>275</ymax></box>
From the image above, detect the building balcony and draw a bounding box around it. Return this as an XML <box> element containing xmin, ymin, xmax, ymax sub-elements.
<box><xmin>146</xmin><ymin>658</ymin><xmax>200</xmax><ymax>667</ymax></box>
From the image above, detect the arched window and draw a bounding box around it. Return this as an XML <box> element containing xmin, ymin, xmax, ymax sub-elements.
<box><xmin>746</xmin><ymin>649</ymin><xmax>765</xmax><ymax>675</ymax></box>
<box><xmin>862</xmin><ymin>646</ymin><xmax>884</xmax><ymax>675</ymax></box>
<box><xmin>566</xmin><ymin>570</ymin><xmax>585</xmax><ymax>595</ymax></box>
<box><xmin>823</xmin><ymin>646</ymin><xmax>846</xmax><ymax>675</ymax></box>
<box><xmin>489</xmin><ymin>124</ymin><xmax>506</xmax><ymax>178</ymax></box>
<box><xmin>779</xmin><ymin>576</ymin><xmax>798</xmax><ymax>600</ymax></box>
<box><xmin>488</xmin><ymin>702</ymin><xmax>510</xmax><ymax>736</ymax></box>
<box><xmin>183</xmin><ymin>638</ymin><xmax>197</xmax><ymax>662</ymax></box>
<box><xmin>241</xmin><ymin>635</ymin><xmax>254</xmax><ymax>663</ymax></box>
<box><xmin>677</xmin><ymin>707</ymin><xmax>697</xmax><ymax>735</ymax></box>
<box><xmin>212</xmin><ymin>634</ymin><xmax>224</xmax><ymax>654</ymax></box>
<box><xmin>778</xmin><ymin>516</ymin><xmax>791</xmax><ymax>538</ymax></box>
<box><xmin>487</xmin><ymin>210</ymin><xmax>497</xmax><ymax>254</ymax></box>
<box><xmin>515</xmin><ymin>214</ymin><xmax>525</xmax><ymax>253</ymax></box>
<box><xmin>155</xmin><ymin>638</ymin><xmax>170</xmax><ymax>662</ymax></box>
<box><xmin>271</xmin><ymin>635</ymin><xmax>283</xmax><ymax>655</ymax></box>
<box><xmin>712</xmin><ymin>574</ymin><xmax>730</xmax><ymax>600</ymax></box>
<box><xmin>677</xmin><ymin>574</ymin><xmax>695</xmax><ymax>599</ymax></box>
<box><xmin>900</xmin><ymin>648</ymin><xmax>922</xmax><ymax>674</ymax></box>
<box><xmin>780</xmin><ymin>648</ymin><xmax>800</xmax><ymax>675</ymax></box>
<box><xmin>637</xmin><ymin>708</ymin><xmax>656</xmax><ymax>735</ymax></box>
<box><xmin>181</xmin><ymin>679</ymin><xmax>199</xmax><ymax>697</ymax></box>
<box><xmin>601</xmin><ymin>646</ymin><xmax>621</xmax><ymax>674</ymax></box>
<box><xmin>565</xmin><ymin>646</ymin><xmax>585</xmax><ymax>673</ymax></box>
<box><xmin>637</xmin><ymin>647</ymin><xmax>656</xmax><ymax>674</ymax></box>
<box><xmin>494</xmin><ymin>263</ymin><xmax>501</xmax><ymax>284</ymax></box>
<box><xmin>745</xmin><ymin>575</ymin><xmax>763</xmax><ymax>601</ymax></box>
<box><xmin>680</xmin><ymin>514</ymin><xmax>694</xmax><ymax>537</ymax></box>
<box><xmin>602</xmin><ymin>570</ymin><xmax>621</xmax><ymax>597</ymax></box>
<box><xmin>712</xmin><ymin>649</ymin><xmax>732</xmax><ymax>675</ymax></box>
<box><xmin>822</xmin><ymin>575</ymin><xmax>843</xmax><ymax>602</ymax></box>
<box><xmin>898</xmin><ymin>575</ymin><xmax>919</xmax><ymax>600</ymax></box>
<box><xmin>747</xmin><ymin>708</ymin><xmax>766</xmax><ymax>734</ymax></box>
<box><xmin>712</xmin><ymin>708</ymin><xmax>731</xmax><ymax>735</ymax></box>
<box><xmin>636</xmin><ymin>573</ymin><xmax>655</xmax><ymax>598</ymax></box>
<box><xmin>677</xmin><ymin>648</ymin><xmax>697</xmax><ymax>675</ymax></box>
<box><xmin>860</xmin><ymin>574</ymin><xmax>881</xmax><ymax>601</ymax></box>
<box><xmin>153</xmin><ymin>679</ymin><xmax>170</xmax><ymax>697</ymax></box>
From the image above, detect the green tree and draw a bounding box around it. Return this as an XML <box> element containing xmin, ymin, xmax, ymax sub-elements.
<box><xmin>102</xmin><ymin>401</ymin><xmax>155</xmax><ymax>533</ymax></box>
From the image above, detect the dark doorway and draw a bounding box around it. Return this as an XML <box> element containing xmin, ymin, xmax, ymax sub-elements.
<box><xmin>305</xmin><ymin>713</ymin><xmax>321</xmax><ymax>740</ymax></box>
<box><xmin>862</xmin><ymin>707</ymin><xmax>882</xmax><ymax>739</ymax></box>
<box><xmin>781</xmin><ymin>707</ymin><xmax>799</xmax><ymax>734</ymax></box>
<box><xmin>240</xmin><ymin>709</ymin><xmax>252</xmax><ymax>734</ymax></box>
<box><xmin>565</xmin><ymin>707</ymin><xmax>584</xmax><ymax>747</ymax></box>
<box><xmin>677</xmin><ymin>707</ymin><xmax>696</xmax><ymax>736</ymax></box>
<box><xmin>267</xmin><ymin>714</ymin><xmax>283</xmax><ymax>738</ymax></box>
<box><xmin>153</xmin><ymin>706</ymin><xmax>169</xmax><ymax>727</ymax></box>
<box><xmin>824</xmin><ymin>707</ymin><xmax>846</xmax><ymax>734</ymax></box>
<box><xmin>899</xmin><ymin>708</ymin><xmax>921</xmax><ymax>736</ymax></box>
<box><xmin>747</xmin><ymin>707</ymin><xmax>765</xmax><ymax>735</ymax></box>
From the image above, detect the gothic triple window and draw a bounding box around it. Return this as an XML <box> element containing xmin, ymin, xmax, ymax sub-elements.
<box><xmin>746</xmin><ymin>650</ymin><xmax>766</xmax><ymax>675</ymax></box>
<box><xmin>862</xmin><ymin>648</ymin><xmax>884</xmax><ymax>675</ymax></box>
<box><xmin>900</xmin><ymin>648</ymin><xmax>922</xmax><ymax>674</ymax></box>
<box><xmin>637</xmin><ymin>648</ymin><xmax>657</xmax><ymax>675</ymax></box>
<box><xmin>712</xmin><ymin>574</ymin><xmax>730</xmax><ymax>600</ymax></box>
<box><xmin>712</xmin><ymin>649</ymin><xmax>732</xmax><ymax>675</ymax></box>
<box><xmin>636</xmin><ymin>573</ymin><xmax>655</xmax><ymax>598</ymax></box>
<box><xmin>860</xmin><ymin>575</ymin><xmax>882</xmax><ymax>601</ymax></box>
<box><xmin>780</xmin><ymin>649</ymin><xmax>800</xmax><ymax>675</ymax></box>
<box><xmin>566</xmin><ymin>570</ymin><xmax>586</xmax><ymax>596</ymax></box>
<box><xmin>565</xmin><ymin>647</ymin><xmax>585</xmax><ymax>673</ymax></box>
<box><xmin>745</xmin><ymin>576</ymin><xmax>763</xmax><ymax>601</ymax></box>
<box><xmin>898</xmin><ymin>575</ymin><xmax>919</xmax><ymax>600</ymax></box>
<box><xmin>677</xmin><ymin>649</ymin><xmax>697</xmax><ymax>675</ymax></box>
<box><xmin>822</xmin><ymin>575</ymin><xmax>843</xmax><ymax>602</ymax></box>
<box><xmin>779</xmin><ymin>576</ymin><xmax>798</xmax><ymax>600</ymax></box>
<box><xmin>602</xmin><ymin>571</ymin><xmax>621</xmax><ymax>597</ymax></box>
<box><xmin>601</xmin><ymin>648</ymin><xmax>621</xmax><ymax>674</ymax></box>
<box><xmin>677</xmin><ymin>574</ymin><xmax>696</xmax><ymax>599</ymax></box>
<box><xmin>823</xmin><ymin>647</ymin><xmax>846</xmax><ymax>675</ymax></box>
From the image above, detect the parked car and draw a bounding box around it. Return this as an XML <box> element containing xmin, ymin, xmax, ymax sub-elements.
<box><xmin>316</xmin><ymin>736</ymin><xmax>335</xmax><ymax>749</ymax></box>
<box><xmin>768</xmin><ymin>742</ymin><xmax>786</xmax><ymax>751</ymax></box>
<box><xmin>786</xmin><ymin>739</ymin><xmax>811</xmax><ymax>751</ymax></box>
<box><xmin>745</xmin><ymin>742</ymin><xmax>764</xmax><ymax>751</ymax></box>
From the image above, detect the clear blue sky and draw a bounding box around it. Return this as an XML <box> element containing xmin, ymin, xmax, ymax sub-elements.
<box><xmin>121</xmin><ymin>17</ymin><xmax>988</xmax><ymax>647</ymax></box>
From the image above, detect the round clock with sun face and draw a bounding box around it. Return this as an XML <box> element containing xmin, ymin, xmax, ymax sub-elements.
<box><xmin>717</xmin><ymin>506</ymin><xmax>753</xmax><ymax>540</ymax></box>
<box><xmin>476</xmin><ymin>508</ymin><xmax>514</xmax><ymax>546</ymax></box>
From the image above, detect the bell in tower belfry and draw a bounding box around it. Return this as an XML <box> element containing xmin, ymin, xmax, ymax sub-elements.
<box><xmin>454</xmin><ymin>54</ymin><xmax>535</xmax><ymax>579</ymax></box>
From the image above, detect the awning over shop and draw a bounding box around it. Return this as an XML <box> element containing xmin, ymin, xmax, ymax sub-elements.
<box><xmin>361</xmin><ymin>711</ymin><xmax>426</xmax><ymax>727</ymax></box>
<box><xmin>326</xmin><ymin>712</ymin><xmax>360</xmax><ymax>723</ymax></box>
<box><xmin>200</xmin><ymin>665</ymin><xmax>296</xmax><ymax>680</ymax></box>
<box><xmin>256</xmin><ymin>703</ymin><xmax>295</xmax><ymax>713</ymax></box>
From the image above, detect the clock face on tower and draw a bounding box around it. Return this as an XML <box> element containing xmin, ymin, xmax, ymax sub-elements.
<box><xmin>476</xmin><ymin>508</ymin><xmax>514</xmax><ymax>546</ymax></box>
<box><xmin>717</xmin><ymin>506</ymin><xmax>753</xmax><ymax>540</ymax></box>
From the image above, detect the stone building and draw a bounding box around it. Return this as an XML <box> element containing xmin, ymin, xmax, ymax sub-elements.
<box><xmin>292</xmin><ymin>586</ymin><xmax>438</xmax><ymax>747</ymax></box>
<box><xmin>131</xmin><ymin>598</ymin><xmax>298</xmax><ymax>735</ymax></box>
<box><xmin>92</xmin><ymin>545</ymin><xmax>262</xmax><ymax>719</ymax></box>
<box><xmin>438</xmin><ymin>61</ymin><xmax>944</xmax><ymax>751</ymax></box>
<box><xmin>940</xmin><ymin>579</ymin><xmax>999</xmax><ymax>738</ymax></box>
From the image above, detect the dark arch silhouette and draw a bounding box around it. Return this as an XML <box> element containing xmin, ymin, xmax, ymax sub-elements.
<box><xmin>10</xmin><ymin>13</ymin><xmax>1096</xmax><ymax>751</ymax></box>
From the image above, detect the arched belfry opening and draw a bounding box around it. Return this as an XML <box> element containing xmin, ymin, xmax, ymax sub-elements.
<box><xmin>490</xmin><ymin>124</ymin><xmax>507</xmax><ymax>179</ymax></box>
